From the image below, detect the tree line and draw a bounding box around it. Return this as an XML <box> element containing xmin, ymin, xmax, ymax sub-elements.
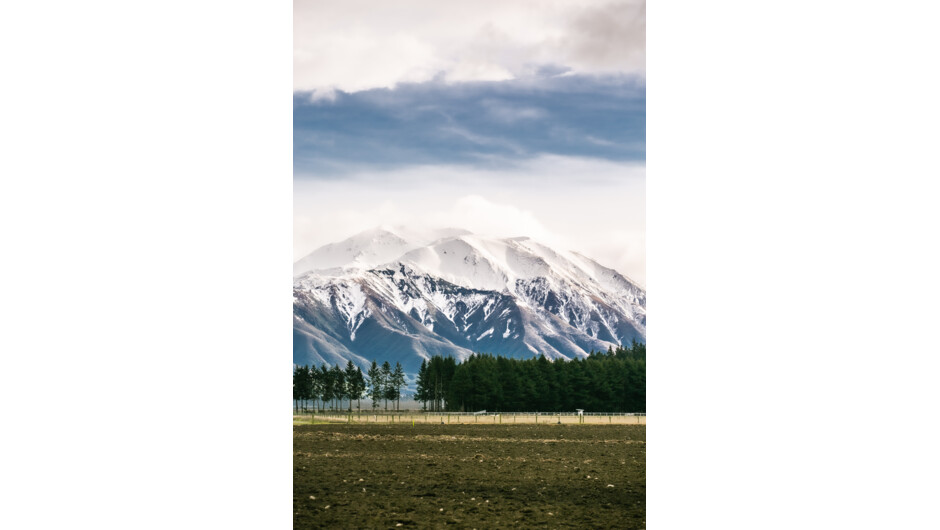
<box><xmin>293</xmin><ymin>360</ymin><xmax>406</xmax><ymax>413</ymax></box>
<box><xmin>415</xmin><ymin>342</ymin><xmax>646</xmax><ymax>413</ymax></box>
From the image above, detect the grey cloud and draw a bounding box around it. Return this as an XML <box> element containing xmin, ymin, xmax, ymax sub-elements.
<box><xmin>564</xmin><ymin>1</ymin><xmax>646</xmax><ymax>74</ymax></box>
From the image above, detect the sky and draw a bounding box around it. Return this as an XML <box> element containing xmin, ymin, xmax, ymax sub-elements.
<box><xmin>294</xmin><ymin>0</ymin><xmax>646</xmax><ymax>286</ymax></box>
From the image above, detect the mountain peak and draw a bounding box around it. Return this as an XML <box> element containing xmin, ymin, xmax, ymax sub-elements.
<box><xmin>293</xmin><ymin>227</ymin><xmax>415</xmax><ymax>276</ymax></box>
<box><xmin>293</xmin><ymin>227</ymin><xmax>646</xmax><ymax>375</ymax></box>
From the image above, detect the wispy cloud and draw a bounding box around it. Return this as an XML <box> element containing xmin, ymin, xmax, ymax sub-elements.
<box><xmin>293</xmin><ymin>74</ymin><xmax>644</xmax><ymax>175</ymax></box>
<box><xmin>480</xmin><ymin>99</ymin><xmax>547</xmax><ymax>123</ymax></box>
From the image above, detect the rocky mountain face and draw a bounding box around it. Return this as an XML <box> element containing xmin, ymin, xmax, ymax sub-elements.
<box><xmin>293</xmin><ymin>228</ymin><xmax>645</xmax><ymax>375</ymax></box>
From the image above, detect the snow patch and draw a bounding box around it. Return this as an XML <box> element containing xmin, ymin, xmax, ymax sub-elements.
<box><xmin>292</xmin><ymin>227</ymin><xmax>646</xmax><ymax>365</ymax></box>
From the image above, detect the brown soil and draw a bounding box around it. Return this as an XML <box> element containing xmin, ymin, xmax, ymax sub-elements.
<box><xmin>294</xmin><ymin>423</ymin><xmax>645</xmax><ymax>528</ymax></box>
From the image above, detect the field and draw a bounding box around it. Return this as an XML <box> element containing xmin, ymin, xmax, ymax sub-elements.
<box><xmin>294</xmin><ymin>422</ymin><xmax>646</xmax><ymax>528</ymax></box>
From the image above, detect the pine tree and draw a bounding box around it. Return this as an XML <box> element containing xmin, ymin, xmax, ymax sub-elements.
<box><xmin>344</xmin><ymin>360</ymin><xmax>358</xmax><ymax>412</ymax></box>
<box><xmin>354</xmin><ymin>367</ymin><xmax>366</xmax><ymax>411</ymax></box>
<box><xmin>310</xmin><ymin>365</ymin><xmax>323</xmax><ymax>411</ymax></box>
<box><xmin>301</xmin><ymin>365</ymin><xmax>314</xmax><ymax>412</ymax></box>
<box><xmin>536</xmin><ymin>355</ymin><xmax>558</xmax><ymax>411</ymax></box>
<box><xmin>441</xmin><ymin>356</ymin><xmax>456</xmax><ymax>411</ymax></box>
<box><xmin>319</xmin><ymin>365</ymin><xmax>333</xmax><ymax>411</ymax></box>
<box><xmin>381</xmin><ymin>361</ymin><xmax>392</xmax><ymax>411</ymax></box>
<box><xmin>292</xmin><ymin>365</ymin><xmax>304</xmax><ymax>412</ymax></box>
<box><xmin>391</xmin><ymin>362</ymin><xmax>405</xmax><ymax>411</ymax></box>
<box><xmin>330</xmin><ymin>364</ymin><xmax>345</xmax><ymax>411</ymax></box>
<box><xmin>414</xmin><ymin>359</ymin><xmax>429</xmax><ymax>410</ymax></box>
<box><xmin>449</xmin><ymin>362</ymin><xmax>473</xmax><ymax>412</ymax></box>
<box><xmin>367</xmin><ymin>361</ymin><xmax>381</xmax><ymax>411</ymax></box>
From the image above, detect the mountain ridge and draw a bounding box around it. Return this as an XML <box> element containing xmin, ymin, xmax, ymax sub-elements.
<box><xmin>293</xmin><ymin>228</ymin><xmax>645</xmax><ymax>376</ymax></box>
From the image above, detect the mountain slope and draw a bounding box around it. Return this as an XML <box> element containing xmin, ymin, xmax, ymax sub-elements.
<box><xmin>292</xmin><ymin>228</ymin><xmax>416</xmax><ymax>276</ymax></box>
<box><xmin>293</xmin><ymin>228</ymin><xmax>645</xmax><ymax>375</ymax></box>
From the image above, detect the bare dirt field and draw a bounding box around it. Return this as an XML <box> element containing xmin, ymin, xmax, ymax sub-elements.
<box><xmin>294</xmin><ymin>423</ymin><xmax>645</xmax><ymax>528</ymax></box>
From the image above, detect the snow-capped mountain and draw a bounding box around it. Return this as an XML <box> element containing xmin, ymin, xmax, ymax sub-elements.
<box><xmin>292</xmin><ymin>226</ymin><xmax>474</xmax><ymax>276</ymax></box>
<box><xmin>293</xmin><ymin>227</ymin><xmax>645</xmax><ymax>375</ymax></box>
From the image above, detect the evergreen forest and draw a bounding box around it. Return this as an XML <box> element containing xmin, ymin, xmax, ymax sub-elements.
<box><xmin>416</xmin><ymin>342</ymin><xmax>645</xmax><ymax>413</ymax></box>
<box><xmin>293</xmin><ymin>342</ymin><xmax>645</xmax><ymax>413</ymax></box>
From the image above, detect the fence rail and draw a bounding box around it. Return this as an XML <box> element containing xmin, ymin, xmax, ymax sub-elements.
<box><xmin>293</xmin><ymin>410</ymin><xmax>646</xmax><ymax>425</ymax></box>
<box><xmin>292</xmin><ymin>409</ymin><xmax>645</xmax><ymax>415</ymax></box>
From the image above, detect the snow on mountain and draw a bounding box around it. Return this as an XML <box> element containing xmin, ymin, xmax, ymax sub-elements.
<box><xmin>293</xmin><ymin>228</ymin><xmax>645</xmax><ymax>375</ymax></box>
<box><xmin>292</xmin><ymin>227</ymin><xmax>416</xmax><ymax>276</ymax></box>
<box><xmin>293</xmin><ymin>226</ymin><xmax>476</xmax><ymax>276</ymax></box>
